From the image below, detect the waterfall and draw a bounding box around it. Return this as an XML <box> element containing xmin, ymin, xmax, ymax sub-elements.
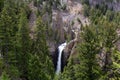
<box><xmin>56</xmin><ymin>42</ymin><xmax>67</xmax><ymax>74</ymax></box>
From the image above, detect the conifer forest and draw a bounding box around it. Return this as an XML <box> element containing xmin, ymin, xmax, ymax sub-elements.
<box><xmin>0</xmin><ymin>0</ymin><xmax>120</xmax><ymax>80</ymax></box>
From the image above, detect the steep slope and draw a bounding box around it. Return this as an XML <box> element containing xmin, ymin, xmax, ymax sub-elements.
<box><xmin>52</xmin><ymin>0</ymin><xmax>90</xmax><ymax>70</ymax></box>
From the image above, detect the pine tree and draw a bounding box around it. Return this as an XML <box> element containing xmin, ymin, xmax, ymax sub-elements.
<box><xmin>0</xmin><ymin>0</ymin><xmax>4</xmax><ymax>12</ymax></box>
<box><xmin>0</xmin><ymin>0</ymin><xmax>13</xmax><ymax>64</ymax></box>
<box><xmin>59</xmin><ymin>57</ymin><xmax>76</xmax><ymax>80</ymax></box>
<box><xmin>0</xmin><ymin>1</ymin><xmax>20</xmax><ymax>79</ymax></box>
<box><xmin>98</xmin><ymin>20</ymin><xmax>118</xmax><ymax>79</ymax></box>
<box><xmin>74</xmin><ymin>25</ymin><xmax>101</xmax><ymax>80</ymax></box>
<box><xmin>111</xmin><ymin>50</ymin><xmax>120</xmax><ymax>80</ymax></box>
<box><xmin>15</xmin><ymin>8</ymin><xmax>31</xmax><ymax>79</ymax></box>
<box><xmin>28</xmin><ymin>16</ymin><xmax>54</xmax><ymax>80</ymax></box>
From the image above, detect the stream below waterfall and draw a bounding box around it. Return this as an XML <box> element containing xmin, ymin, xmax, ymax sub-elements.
<box><xmin>56</xmin><ymin>42</ymin><xmax>67</xmax><ymax>74</ymax></box>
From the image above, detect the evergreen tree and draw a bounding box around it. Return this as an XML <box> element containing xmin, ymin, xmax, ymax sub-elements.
<box><xmin>0</xmin><ymin>71</ymin><xmax>11</xmax><ymax>80</ymax></box>
<box><xmin>82</xmin><ymin>3</ymin><xmax>120</xmax><ymax>79</ymax></box>
<box><xmin>98</xmin><ymin>20</ymin><xmax>118</xmax><ymax>79</ymax></box>
<box><xmin>59</xmin><ymin>57</ymin><xmax>76</xmax><ymax>80</ymax></box>
<box><xmin>74</xmin><ymin>25</ymin><xmax>101</xmax><ymax>80</ymax></box>
<box><xmin>0</xmin><ymin>0</ymin><xmax>4</xmax><ymax>12</ymax></box>
<box><xmin>111</xmin><ymin>50</ymin><xmax>120</xmax><ymax>80</ymax></box>
<box><xmin>28</xmin><ymin>16</ymin><xmax>54</xmax><ymax>80</ymax></box>
<box><xmin>15</xmin><ymin>8</ymin><xmax>31</xmax><ymax>79</ymax></box>
<box><xmin>0</xmin><ymin>1</ymin><xmax>20</xmax><ymax>79</ymax></box>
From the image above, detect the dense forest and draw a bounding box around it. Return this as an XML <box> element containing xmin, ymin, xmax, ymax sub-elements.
<box><xmin>0</xmin><ymin>0</ymin><xmax>120</xmax><ymax>80</ymax></box>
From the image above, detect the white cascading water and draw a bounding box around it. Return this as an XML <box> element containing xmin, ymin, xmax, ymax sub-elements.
<box><xmin>56</xmin><ymin>42</ymin><xmax>67</xmax><ymax>74</ymax></box>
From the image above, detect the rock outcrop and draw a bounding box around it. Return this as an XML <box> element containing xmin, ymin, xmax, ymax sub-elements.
<box><xmin>28</xmin><ymin>1</ymin><xmax>37</xmax><ymax>39</ymax></box>
<box><xmin>50</xmin><ymin>0</ymin><xmax>90</xmax><ymax>69</ymax></box>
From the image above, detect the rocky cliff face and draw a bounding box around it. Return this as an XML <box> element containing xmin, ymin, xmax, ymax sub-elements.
<box><xmin>28</xmin><ymin>0</ymin><xmax>89</xmax><ymax>59</ymax></box>
<box><xmin>51</xmin><ymin>0</ymin><xmax>90</xmax><ymax>70</ymax></box>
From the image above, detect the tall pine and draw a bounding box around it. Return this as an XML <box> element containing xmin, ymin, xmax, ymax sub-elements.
<box><xmin>55</xmin><ymin>57</ymin><xmax>76</xmax><ymax>80</ymax></box>
<box><xmin>16</xmin><ymin>8</ymin><xmax>31</xmax><ymax>79</ymax></box>
<box><xmin>0</xmin><ymin>1</ymin><xmax>20</xmax><ymax>79</ymax></box>
<box><xmin>98</xmin><ymin>20</ymin><xmax>118</xmax><ymax>79</ymax></box>
<box><xmin>28</xmin><ymin>16</ymin><xmax>54</xmax><ymax>80</ymax></box>
<box><xmin>74</xmin><ymin>25</ymin><xmax>101</xmax><ymax>80</ymax></box>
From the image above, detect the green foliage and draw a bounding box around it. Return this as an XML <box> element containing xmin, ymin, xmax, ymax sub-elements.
<box><xmin>59</xmin><ymin>57</ymin><xmax>76</xmax><ymax>80</ymax></box>
<box><xmin>0</xmin><ymin>0</ymin><xmax>120</xmax><ymax>80</ymax></box>
<box><xmin>0</xmin><ymin>1</ymin><xmax>20</xmax><ymax>79</ymax></box>
<box><xmin>5</xmin><ymin>65</ymin><xmax>20</xmax><ymax>79</ymax></box>
<box><xmin>111</xmin><ymin>50</ymin><xmax>120</xmax><ymax>79</ymax></box>
<box><xmin>0</xmin><ymin>71</ymin><xmax>11</xmax><ymax>80</ymax></box>
<box><xmin>0</xmin><ymin>0</ymin><xmax>4</xmax><ymax>12</ymax></box>
<box><xmin>28</xmin><ymin>16</ymin><xmax>54</xmax><ymax>80</ymax></box>
<box><xmin>83</xmin><ymin>4</ymin><xmax>90</xmax><ymax>17</ymax></box>
<box><xmin>28</xmin><ymin>54</ymin><xmax>43</xmax><ymax>80</ymax></box>
<box><xmin>75</xmin><ymin>25</ymin><xmax>101</xmax><ymax>80</ymax></box>
<box><xmin>15</xmin><ymin>8</ymin><xmax>31</xmax><ymax>79</ymax></box>
<box><xmin>56</xmin><ymin>25</ymin><xmax>102</xmax><ymax>80</ymax></box>
<box><xmin>85</xmin><ymin>2</ymin><xmax>119</xmax><ymax>79</ymax></box>
<box><xmin>0</xmin><ymin>1</ymin><xmax>55</xmax><ymax>79</ymax></box>
<box><xmin>0</xmin><ymin>1</ymin><xmax>14</xmax><ymax>57</ymax></box>
<box><xmin>113</xmin><ymin>51</ymin><xmax>120</xmax><ymax>66</ymax></box>
<box><xmin>54</xmin><ymin>2</ymin><xmax>120</xmax><ymax>79</ymax></box>
<box><xmin>28</xmin><ymin>54</ymin><xmax>54</xmax><ymax>80</ymax></box>
<box><xmin>63</xmin><ymin>58</ymin><xmax>76</xmax><ymax>80</ymax></box>
<box><xmin>80</xmin><ymin>0</ymin><xmax>89</xmax><ymax>5</ymax></box>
